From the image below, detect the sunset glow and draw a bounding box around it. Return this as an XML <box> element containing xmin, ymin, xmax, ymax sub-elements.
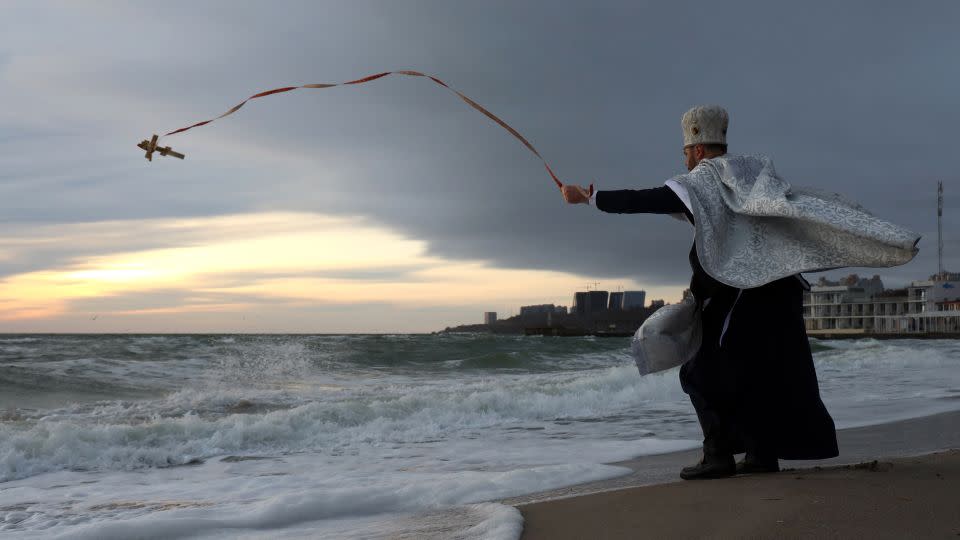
<box><xmin>0</xmin><ymin>212</ymin><xmax>674</xmax><ymax>332</ymax></box>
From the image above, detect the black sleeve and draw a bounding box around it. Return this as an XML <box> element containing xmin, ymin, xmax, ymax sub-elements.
<box><xmin>595</xmin><ymin>186</ymin><xmax>689</xmax><ymax>216</ymax></box>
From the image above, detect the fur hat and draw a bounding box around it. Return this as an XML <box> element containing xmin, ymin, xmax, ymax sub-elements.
<box><xmin>681</xmin><ymin>105</ymin><xmax>728</xmax><ymax>147</ymax></box>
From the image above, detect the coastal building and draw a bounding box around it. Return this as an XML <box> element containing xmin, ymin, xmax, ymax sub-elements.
<box><xmin>938</xmin><ymin>299</ymin><xmax>960</xmax><ymax>311</ymax></box>
<box><xmin>621</xmin><ymin>291</ymin><xmax>647</xmax><ymax>310</ymax></box>
<box><xmin>572</xmin><ymin>291</ymin><xmax>609</xmax><ymax>315</ymax></box>
<box><xmin>572</xmin><ymin>292</ymin><xmax>587</xmax><ymax>316</ymax></box>
<box><xmin>803</xmin><ymin>273</ymin><xmax>960</xmax><ymax>335</ymax></box>
<box><xmin>520</xmin><ymin>304</ymin><xmax>567</xmax><ymax>316</ymax></box>
<box><xmin>608</xmin><ymin>292</ymin><xmax>624</xmax><ymax>311</ymax></box>
<box><xmin>587</xmin><ymin>291</ymin><xmax>609</xmax><ymax>313</ymax></box>
<box><xmin>483</xmin><ymin>312</ymin><xmax>497</xmax><ymax>325</ymax></box>
<box><xmin>649</xmin><ymin>299</ymin><xmax>665</xmax><ymax>309</ymax></box>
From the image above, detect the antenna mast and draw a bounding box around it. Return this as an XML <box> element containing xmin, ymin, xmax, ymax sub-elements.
<box><xmin>938</xmin><ymin>181</ymin><xmax>944</xmax><ymax>280</ymax></box>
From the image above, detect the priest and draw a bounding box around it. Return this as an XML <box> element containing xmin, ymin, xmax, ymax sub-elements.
<box><xmin>560</xmin><ymin>105</ymin><xmax>920</xmax><ymax>479</ymax></box>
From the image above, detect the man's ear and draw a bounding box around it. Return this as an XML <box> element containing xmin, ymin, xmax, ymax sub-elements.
<box><xmin>694</xmin><ymin>144</ymin><xmax>706</xmax><ymax>160</ymax></box>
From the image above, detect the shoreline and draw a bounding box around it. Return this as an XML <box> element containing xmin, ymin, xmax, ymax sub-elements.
<box><xmin>518</xmin><ymin>448</ymin><xmax>960</xmax><ymax>539</ymax></box>
<box><xmin>511</xmin><ymin>411</ymin><xmax>960</xmax><ymax>538</ymax></box>
<box><xmin>501</xmin><ymin>409</ymin><xmax>960</xmax><ymax>508</ymax></box>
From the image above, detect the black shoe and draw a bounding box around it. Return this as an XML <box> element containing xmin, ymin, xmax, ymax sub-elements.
<box><xmin>680</xmin><ymin>455</ymin><xmax>735</xmax><ymax>480</ymax></box>
<box><xmin>735</xmin><ymin>456</ymin><xmax>780</xmax><ymax>474</ymax></box>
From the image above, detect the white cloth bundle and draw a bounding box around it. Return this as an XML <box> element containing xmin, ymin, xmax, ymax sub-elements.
<box><xmin>631</xmin><ymin>296</ymin><xmax>702</xmax><ymax>375</ymax></box>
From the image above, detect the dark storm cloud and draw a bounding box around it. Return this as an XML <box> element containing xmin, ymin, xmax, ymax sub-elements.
<box><xmin>1</xmin><ymin>0</ymin><xmax>957</xmax><ymax>289</ymax></box>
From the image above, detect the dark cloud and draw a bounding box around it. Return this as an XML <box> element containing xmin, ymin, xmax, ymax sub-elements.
<box><xmin>1</xmin><ymin>0</ymin><xmax>958</xmax><ymax>292</ymax></box>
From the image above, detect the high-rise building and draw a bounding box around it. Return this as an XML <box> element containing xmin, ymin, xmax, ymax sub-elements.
<box><xmin>572</xmin><ymin>292</ymin><xmax>589</xmax><ymax>315</ymax></box>
<box><xmin>608</xmin><ymin>292</ymin><xmax>624</xmax><ymax>311</ymax></box>
<box><xmin>574</xmin><ymin>290</ymin><xmax>610</xmax><ymax>314</ymax></box>
<box><xmin>621</xmin><ymin>290</ymin><xmax>647</xmax><ymax>310</ymax></box>
<box><xmin>587</xmin><ymin>291</ymin><xmax>609</xmax><ymax>313</ymax></box>
<box><xmin>483</xmin><ymin>312</ymin><xmax>497</xmax><ymax>325</ymax></box>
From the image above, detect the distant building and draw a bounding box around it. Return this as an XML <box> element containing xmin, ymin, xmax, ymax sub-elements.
<box><xmin>649</xmin><ymin>299</ymin><xmax>665</xmax><ymax>309</ymax></box>
<box><xmin>803</xmin><ymin>275</ymin><xmax>960</xmax><ymax>334</ymax></box>
<box><xmin>815</xmin><ymin>273</ymin><xmax>885</xmax><ymax>295</ymax></box>
<box><xmin>572</xmin><ymin>291</ymin><xmax>609</xmax><ymax>315</ymax></box>
<box><xmin>588</xmin><ymin>291</ymin><xmax>609</xmax><ymax>313</ymax></box>
<box><xmin>483</xmin><ymin>312</ymin><xmax>497</xmax><ymax>325</ymax></box>
<box><xmin>621</xmin><ymin>291</ymin><xmax>647</xmax><ymax>310</ymax></box>
<box><xmin>937</xmin><ymin>299</ymin><xmax>960</xmax><ymax>311</ymax></box>
<box><xmin>608</xmin><ymin>292</ymin><xmax>624</xmax><ymax>311</ymax></box>
<box><xmin>572</xmin><ymin>292</ymin><xmax>588</xmax><ymax>316</ymax></box>
<box><xmin>520</xmin><ymin>304</ymin><xmax>566</xmax><ymax>316</ymax></box>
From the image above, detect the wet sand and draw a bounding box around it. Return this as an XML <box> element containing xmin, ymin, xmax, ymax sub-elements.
<box><xmin>519</xmin><ymin>449</ymin><xmax>960</xmax><ymax>539</ymax></box>
<box><xmin>512</xmin><ymin>411</ymin><xmax>960</xmax><ymax>539</ymax></box>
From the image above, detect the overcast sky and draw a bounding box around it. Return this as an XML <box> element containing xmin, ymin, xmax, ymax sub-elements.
<box><xmin>1</xmin><ymin>1</ymin><xmax>957</xmax><ymax>332</ymax></box>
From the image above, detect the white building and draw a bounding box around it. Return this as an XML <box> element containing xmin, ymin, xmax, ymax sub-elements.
<box><xmin>803</xmin><ymin>275</ymin><xmax>960</xmax><ymax>335</ymax></box>
<box><xmin>483</xmin><ymin>312</ymin><xmax>497</xmax><ymax>325</ymax></box>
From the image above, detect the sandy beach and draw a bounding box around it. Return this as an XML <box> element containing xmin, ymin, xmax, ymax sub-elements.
<box><xmin>516</xmin><ymin>411</ymin><xmax>960</xmax><ymax>539</ymax></box>
<box><xmin>520</xmin><ymin>449</ymin><xmax>959</xmax><ymax>539</ymax></box>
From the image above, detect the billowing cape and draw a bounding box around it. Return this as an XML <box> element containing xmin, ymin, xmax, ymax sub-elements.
<box><xmin>633</xmin><ymin>154</ymin><xmax>920</xmax><ymax>376</ymax></box>
<box><xmin>665</xmin><ymin>154</ymin><xmax>920</xmax><ymax>289</ymax></box>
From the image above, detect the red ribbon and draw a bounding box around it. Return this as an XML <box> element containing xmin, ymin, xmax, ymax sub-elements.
<box><xmin>160</xmin><ymin>70</ymin><xmax>591</xmax><ymax>194</ymax></box>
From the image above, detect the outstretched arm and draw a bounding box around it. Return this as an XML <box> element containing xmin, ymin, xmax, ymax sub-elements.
<box><xmin>561</xmin><ymin>184</ymin><xmax>689</xmax><ymax>217</ymax></box>
<box><xmin>595</xmin><ymin>186</ymin><xmax>688</xmax><ymax>215</ymax></box>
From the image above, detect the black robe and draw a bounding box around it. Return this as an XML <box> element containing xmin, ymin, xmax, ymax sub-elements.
<box><xmin>597</xmin><ymin>187</ymin><xmax>839</xmax><ymax>460</ymax></box>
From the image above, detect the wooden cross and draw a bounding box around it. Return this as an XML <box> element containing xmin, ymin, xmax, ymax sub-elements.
<box><xmin>137</xmin><ymin>134</ymin><xmax>185</xmax><ymax>161</ymax></box>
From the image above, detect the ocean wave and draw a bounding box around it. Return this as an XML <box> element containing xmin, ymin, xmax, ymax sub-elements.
<box><xmin>40</xmin><ymin>466</ymin><xmax>610</xmax><ymax>540</ymax></box>
<box><xmin>815</xmin><ymin>338</ymin><xmax>884</xmax><ymax>350</ymax></box>
<box><xmin>0</xmin><ymin>366</ymin><xmax>162</xmax><ymax>406</ymax></box>
<box><xmin>3</xmin><ymin>334</ymin><xmax>958</xmax><ymax>539</ymax></box>
<box><xmin>0</xmin><ymin>336</ymin><xmax>41</xmax><ymax>344</ymax></box>
<box><xmin>0</xmin><ymin>365</ymin><xmax>688</xmax><ymax>482</ymax></box>
<box><xmin>4</xmin><ymin>335</ymin><xmax>958</xmax><ymax>490</ymax></box>
<box><xmin>814</xmin><ymin>340</ymin><xmax>958</xmax><ymax>369</ymax></box>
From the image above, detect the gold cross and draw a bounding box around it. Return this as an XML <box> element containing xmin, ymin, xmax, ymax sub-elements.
<box><xmin>137</xmin><ymin>134</ymin><xmax>185</xmax><ymax>161</ymax></box>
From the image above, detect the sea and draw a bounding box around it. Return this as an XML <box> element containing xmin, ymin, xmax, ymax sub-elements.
<box><xmin>1</xmin><ymin>334</ymin><xmax>958</xmax><ymax>538</ymax></box>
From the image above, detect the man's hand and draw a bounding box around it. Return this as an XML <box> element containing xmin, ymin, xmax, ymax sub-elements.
<box><xmin>561</xmin><ymin>184</ymin><xmax>592</xmax><ymax>204</ymax></box>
